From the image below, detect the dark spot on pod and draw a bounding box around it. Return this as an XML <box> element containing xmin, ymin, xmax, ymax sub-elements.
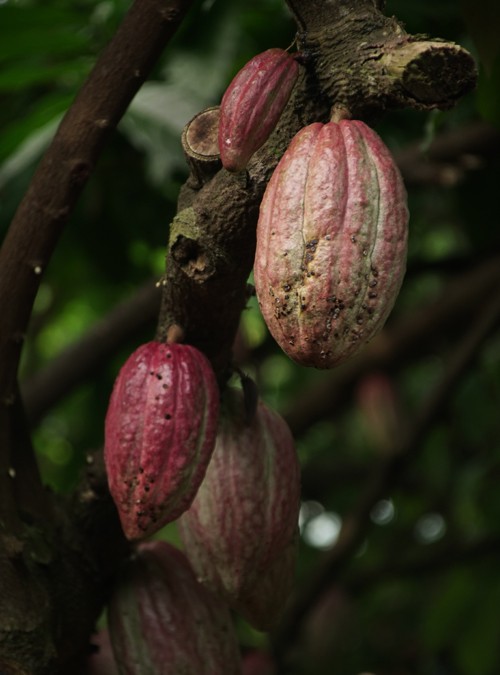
<box><xmin>156</xmin><ymin>373</ymin><xmax>163</xmax><ymax>380</ymax></box>
<box><xmin>165</xmin><ymin>413</ymin><xmax>171</xmax><ymax>420</ymax></box>
<box><xmin>139</xmin><ymin>467</ymin><xmax>144</xmax><ymax>474</ymax></box>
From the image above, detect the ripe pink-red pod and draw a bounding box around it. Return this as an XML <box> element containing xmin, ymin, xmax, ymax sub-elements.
<box><xmin>219</xmin><ymin>47</ymin><xmax>300</xmax><ymax>172</ymax></box>
<box><xmin>107</xmin><ymin>541</ymin><xmax>241</xmax><ymax>675</ymax></box>
<box><xmin>178</xmin><ymin>388</ymin><xmax>300</xmax><ymax>620</ymax></box>
<box><xmin>104</xmin><ymin>341</ymin><xmax>219</xmax><ymax>540</ymax></box>
<box><xmin>254</xmin><ymin>120</ymin><xmax>409</xmax><ymax>368</ymax></box>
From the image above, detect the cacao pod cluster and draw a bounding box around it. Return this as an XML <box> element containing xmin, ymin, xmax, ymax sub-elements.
<box><xmin>103</xmin><ymin>341</ymin><xmax>299</xmax><ymax>671</ymax></box>
<box><xmin>101</xmin><ymin>38</ymin><xmax>410</xmax><ymax>674</ymax></box>
<box><xmin>217</xmin><ymin>47</ymin><xmax>409</xmax><ymax>367</ymax></box>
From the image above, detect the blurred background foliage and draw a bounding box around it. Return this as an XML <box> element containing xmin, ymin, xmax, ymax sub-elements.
<box><xmin>1</xmin><ymin>0</ymin><xmax>500</xmax><ymax>673</ymax></box>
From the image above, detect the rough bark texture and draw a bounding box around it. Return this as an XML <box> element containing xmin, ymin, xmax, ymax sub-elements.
<box><xmin>0</xmin><ymin>0</ymin><xmax>477</xmax><ymax>672</ymax></box>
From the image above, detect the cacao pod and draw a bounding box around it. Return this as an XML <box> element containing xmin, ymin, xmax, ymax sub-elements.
<box><xmin>219</xmin><ymin>48</ymin><xmax>300</xmax><ymax>172</ymax></box>
<box><xmin>85</xmin><ymin>629</ymin><xmax>119</xmax><ymax>675</ymax></box>
<box><xmin>236</xmin><ymin>533</ymin><xmax>298</xmax><ymax>631</ymax></box>
<box><xmin>104</xmin><ymin>341</ymin><xmax>219</xmax><ymax>540</ymax></box>
<box><xmin>242</xmin><ymin>651</ymin><xmax>276</xmax><ymax>675</ymax></box>
<box><xmin>178</xmin><ymin>388</ymin><xmax>300</xmax><ymax>616</ymax></box>
<box><xmin>254</xmin><ymin>120</ymin><xmax>409</xmax><ymax>368</ymax></box>
<box><xmin>108</xmin><ymin>541</ymin><xmax>241</xmax><ymax>675</ymax></box>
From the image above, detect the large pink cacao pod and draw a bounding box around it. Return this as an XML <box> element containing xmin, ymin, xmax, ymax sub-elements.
<box><xmin>104</xmin><ymin>341</ymin><xmax>219</xmax><ymax>540</ymax></box>
<box><xmin>254</xmin><ymin>120</ymin><xmax>409</xmax><ymax>368</ymax></box>
<box><xmin>108</xmin><ymin>541</ymin><xmax>241</xmax><ymax>675</ymax></box>
<box><xmin>178</xmin><ymin>389</ymin><xmax>300</xmax><ymax>619</ymax></box>
<box><xmin>219</xmin><ymin>48</ymin><xmax>300</xmax><ymax>172</ymax></box>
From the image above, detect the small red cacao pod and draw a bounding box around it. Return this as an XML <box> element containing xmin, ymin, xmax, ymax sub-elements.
<box><xmin>179</xmin><ymin>389</ymin><xmax>300</xmax><ymax>614</ymax></box>
<box><xmin>219</xmin><ymin>48</ymin><xmax>300</xmax><ymax>172</ymax></box>
<box><xmin>254</xmin><ymin>120</ymin><xmax>409</xmax><ymax>368</ymax></box>
<box><xmin>104</xmin><ymin>341</ymin><xmax>219</xmax><ymax>540</ymax></box>
<box><xmin>108</xmin><ymin>541</ymin><xmax>241</xmax><ymax>675</ymax></box>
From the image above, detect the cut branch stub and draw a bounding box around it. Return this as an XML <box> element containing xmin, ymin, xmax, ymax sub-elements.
<box><xmin>379</xmin><ymin>40</ymin><xmax>477</xmax><ymax>107</ymax></box>
<box><xmin>294</xmin><ymin>6</ymin><xmax>476</xmax><ymax>119</ymax></box>
<box><xmin>181</xmin><ymin>106</ymin><xmax>221</xmax><ymax>188</ymax></box>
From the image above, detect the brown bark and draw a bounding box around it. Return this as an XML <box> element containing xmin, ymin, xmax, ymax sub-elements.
<box><xmin>0</xmin><ymin>2</ymin><xmax>194</xmax><ymax>672</ymax></box>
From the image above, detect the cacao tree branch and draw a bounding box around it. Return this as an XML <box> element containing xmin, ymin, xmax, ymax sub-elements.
<box><xmin>274</xmin><ymin>284</ymin><xmax>500</xmax><ymax>664</ymax></box>
<box><xmin>348</xmin><ymin>534</ymin><xmax>500</xmax><ymax>592</ymax></box>
<box><xmin>286</xmin><ymin>0</ymin><xmax>476</xmax><ymax>117</ymax></box>
<box><xmin>396</xmin><ymin>120</ymin><xmax>500</xmax><ymax>187</ymax></box>
<box><xmin>0</xmin><ymin>2</ymin><xmax>194</xmax><ymax>672</ymax></box>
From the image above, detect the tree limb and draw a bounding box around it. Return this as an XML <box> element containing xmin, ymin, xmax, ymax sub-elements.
<box><xmin>0</xmin><ymin>2</ymin><xmax>194</xmax><ymax>672</ymax></box>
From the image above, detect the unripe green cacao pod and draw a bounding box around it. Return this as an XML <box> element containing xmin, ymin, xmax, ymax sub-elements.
<box><xmin>108</xmin><ymin>541</ymin><xmax>241</xmax><ymax>675</ymax></box>
<box><xmin>178</xmin><ymin>389</ymin><xmax>300</xmax><ymax>625</ymax></box>
<box><xmin>254</xmin><ymin>120</ymin><xmax>409</xmax><ymax>368</ymax></box>
<box><xmin>104</xmin><ymin>341</ymin><xmax>219</xmax><ymax>540</ymax></box>
<box><xmin>219</xmin><ymin>48</ymin><xmax>300</xmax><ymax>172</ymax></box>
